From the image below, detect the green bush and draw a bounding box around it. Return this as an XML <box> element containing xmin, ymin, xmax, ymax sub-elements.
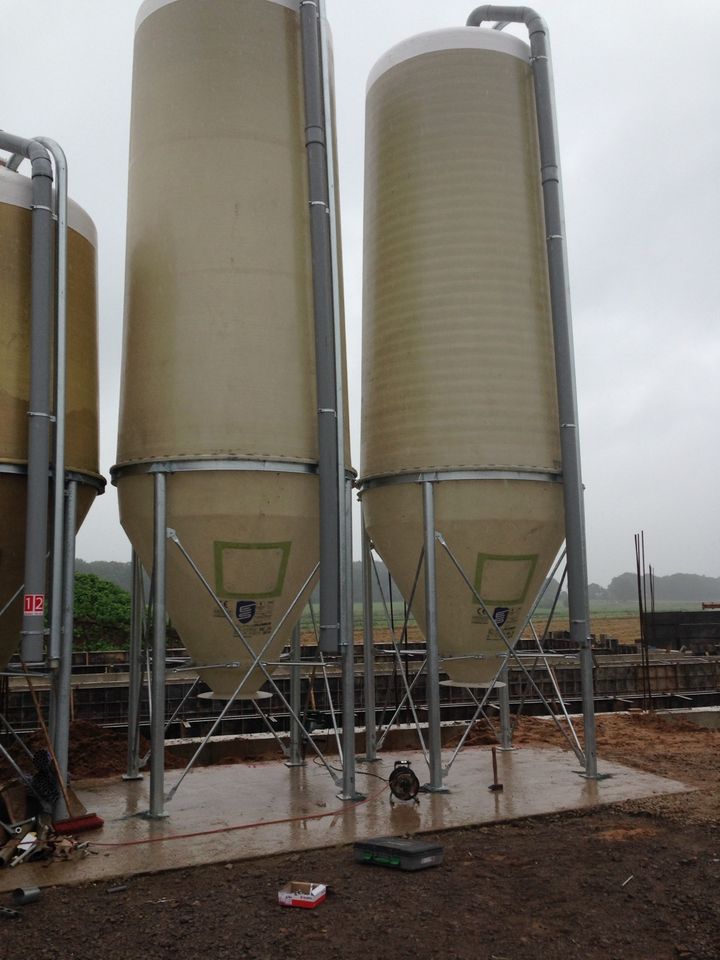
<box><xmin>73</xmin><ymin>573</ymin><xmax>131</xmax><ymax>651</ymax></box>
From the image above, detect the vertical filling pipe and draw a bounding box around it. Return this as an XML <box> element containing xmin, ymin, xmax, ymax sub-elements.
<box><xmin>299</xmin><ymin>0</ymin><xmax>343</xmax><ymax>656</ymax></box>
<box><xmin>466</xmin><ymin>6</ymin><xmax>597</xmax><ymax>777</ymax></box>
<box><xmin>0</xmin><ymin>133</ymin><xmax>54</xmax><ymax>664</ymax></box>
<box><xmin>36</xmin><ymin>138</ymin><xmax>69</xmax><ymax>670</ymax></box>
<box><xmin>317</xmin><ymin>0</ymin><xmax>350</xmax><ymax>648</ymax></box>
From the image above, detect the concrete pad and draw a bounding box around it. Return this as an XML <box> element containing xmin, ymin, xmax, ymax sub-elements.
<box><xmin>0</xmin><ymin>746</ymin><xmax>689</xmax><ymax>891</ymax></box>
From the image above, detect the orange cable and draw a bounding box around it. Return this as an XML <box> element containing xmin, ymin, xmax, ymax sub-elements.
<box><xmin>89</xmin><ymin>782</ymin><xmax>388</xmax><ymax>848</ymax></box>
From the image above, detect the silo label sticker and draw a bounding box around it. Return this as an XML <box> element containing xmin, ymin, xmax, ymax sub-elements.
<box><xmin>492</xmin><ymin>607</ymin><xmax>509</xmax><ymax>628</ymax></box>
<box><xmin>235</xmin><ymin>601</ymin><xmax>257</xmax><ymax>624</ymax></box>
<box><xmin>23</xmin><ymin>594</ymin><xmax>44</xmax><ymax>616</ymax></box>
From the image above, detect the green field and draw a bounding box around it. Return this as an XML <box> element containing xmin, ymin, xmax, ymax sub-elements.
<box><xmin>297</xmin><ymin>599</ymin><xmax>709</xmax><ymax>634</ymax></box>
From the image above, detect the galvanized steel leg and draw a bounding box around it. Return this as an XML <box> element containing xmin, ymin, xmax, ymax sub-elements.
<box><xmin>361</xmin><ymin>522</ymin><xmax>378</xmax><ymax>761</ymax></box>
<box><xmin>53</xmin><ymin>480</ymin><xmax>77</xmax><ymax>821</ymax></box>
<box><xmin>498</xmin><ymin>660</ymin><xmax>513</xmax><ymax>751</ymax></box>
<box><xmin>124</xmin><ymin>550</ymin><xmax>144</xmax><ymax>781</ymax></box>
<box><xmin>286</xmin><ymin>623</ymin><xmax>305</xmax><ymax>767</ymax></box>
<box><xmin>339</xmin><ymin>478</ymin><xmax>363</xmax><ymax>800</ymax></box>
<box><xmin>148</xmin><ymin>473</ymin><xmax>168</xmax><ymax>818</ymax></box>
<box><xmin>164</xmin><ymin>544</ymin><xmax>340</xmax><ymax>799</ymax></box>
<box><xmin>422</xmin><ymin>481</ymin><xmax>447</xmax><ymax>792</ymax></box>
<box><xmin>437</xmin><ymin>533</ymin><xmax>585</xmax><ymax>765</ymax></box>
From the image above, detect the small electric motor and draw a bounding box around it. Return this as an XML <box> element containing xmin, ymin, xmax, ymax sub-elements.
<box><xmin>388</xmin><ymin>760</ymin><xmax>420</xmax><ymax>806</ymax></box>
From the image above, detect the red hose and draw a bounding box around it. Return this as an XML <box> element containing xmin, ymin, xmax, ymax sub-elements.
<box><xmin>90</xmin><ymin>783</ymin><xmax>388</xmax><ymax>848</ymax></box>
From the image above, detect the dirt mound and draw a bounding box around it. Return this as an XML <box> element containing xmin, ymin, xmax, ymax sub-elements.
<box><xmin>449</xmin><ymin>711</ymin><xmax>720</xmax><ymax>786</ymax></box>
<box><xmin>0</xmin><ymin>720</ymin><xmax>187</xmax><ymax>782</ymax></box>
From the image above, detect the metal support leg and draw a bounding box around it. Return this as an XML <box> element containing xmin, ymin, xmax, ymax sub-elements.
<box><xmin>361</xmin><ymin>521</ymin><xmax>377</xmax><ymax>761</ymax></box>
<box><xmin>286</xmin><ymin>623</ymin><xmax>305</xmax><ymax>767</ymax></box>
<box><xmin>53</xmin><ymin>480</ymin><xmax>77</xmax><ymax>821</ymax></box>
<box><xmin>124</xmin><ymin>550</ymin><xmax>144</xmax><ymax>781</ymax></box>
<box><xmin>339</xmin><ymin>478</ymin><xmax>363</xmax><ymax>800</ymax></box>
<box><xmin>422</xmin><ymin>481</ymin><xmax>447</xmax><ymax>792</ymax></box>
<box><xmin>498</xmin><ymin>660</ymin><xmax>513</xmax><ymax>751</ymax></box>
<box><xmin>148</xmin><ymin>473</ymin><xmax>167</xmax><ymax>818</ymax></box>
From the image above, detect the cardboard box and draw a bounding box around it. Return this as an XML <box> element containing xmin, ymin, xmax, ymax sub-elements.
<box><xmin>278</xmin><ymin>881</ymin><xmax>327</xmax><ymax>909</ymax></box>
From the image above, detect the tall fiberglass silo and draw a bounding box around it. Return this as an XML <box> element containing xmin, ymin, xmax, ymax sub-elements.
<box><xmin>360</xmin><ymin>28</ymin><xmax>565</xmax><ymax>688</ymax></box>
<box><xmin>0</xmin><ymin>164</ymin><xmax>101</xmax><ymax>669</ymax></box>
<box><xmin>113</xmin><ymin>0</ymin><xmax>349</xmax><ymax>699</ymax></box>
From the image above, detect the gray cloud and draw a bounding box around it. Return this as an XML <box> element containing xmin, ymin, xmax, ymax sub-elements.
<box><xmin>3</xmin><ymin>0</ymin><xmax>719</xmax><ymax>586</ymax></box>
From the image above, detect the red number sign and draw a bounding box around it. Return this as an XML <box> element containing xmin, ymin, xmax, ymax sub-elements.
<box><xmin>23</xmin><ymin>594</ymin><xmax>45</xmax><ymax>616</ymax></box>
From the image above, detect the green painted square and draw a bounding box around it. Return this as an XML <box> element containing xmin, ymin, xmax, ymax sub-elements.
<box><xmin>213</xmin><ymin>540</ymin><xmax>291</xmax><ymax>599</ymax></box>
<box><xmin>473</xmin><ymin>552</ymin><xmax>538</xmax><ymax>606</ymax></box>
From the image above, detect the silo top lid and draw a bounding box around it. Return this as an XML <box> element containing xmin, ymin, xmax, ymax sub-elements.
<box><xmin>0</xmin><ymin>165</ymin><xmax>97</xmax><ymax>246</ymax></box>
<box><xmin>367</xmin><ymin>26</ymin><xmax>530</xmax><ymax>93</ymax></box>
<box><xmin>136</xmin><ymin>0</ymin><xmax>299</xmax><ymax>32</ymax></box>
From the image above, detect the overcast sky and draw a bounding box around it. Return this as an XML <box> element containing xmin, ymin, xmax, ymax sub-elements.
<box><xmin>3</xmin><ymin>0</ymin><xmax>720</xmax><ymax>587</ymax></box>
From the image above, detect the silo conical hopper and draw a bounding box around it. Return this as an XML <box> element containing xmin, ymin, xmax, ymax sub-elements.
<box><xmin>113</xmin><ymin>0</ymin><xmax>350</xmax><ymax>699</ymax></box>
<box><xmin>0</xmin><ymin>164</ymin><xmax>101</xmax><ymax>669</ymax></box>
<box><xmin>360</xmin><ymin>28</ymin><xmax>565</xmax><ymax>687</ymax></box>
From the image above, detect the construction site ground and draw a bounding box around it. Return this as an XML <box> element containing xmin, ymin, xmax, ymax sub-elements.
<box><xmin>2</xmin><ymin>711</ymin><xmax>719</xmax><ymax>959</ymax></box>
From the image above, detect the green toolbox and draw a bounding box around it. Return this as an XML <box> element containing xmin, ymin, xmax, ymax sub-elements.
<box><xmin>353</xmin><ymin>837</ymin><xmax>444</xmax><ymax>871</ymax></box>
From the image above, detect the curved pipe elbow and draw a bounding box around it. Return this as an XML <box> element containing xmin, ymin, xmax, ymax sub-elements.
<box><xmin>0</xmin><ymin>132</ymin><xmax>52</xmax><ymax>179</ymax></box>
<box><xmin>466</xmin><ymin>5</ymin><xmax>547</xmax><ymax>38</ymax></box>
<box><xmin>26</xmin><ymin>140</ymin><xmax>52</xmax><ymax>179</ymax></box>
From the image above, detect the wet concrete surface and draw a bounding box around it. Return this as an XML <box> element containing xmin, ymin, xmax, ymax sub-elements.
<box><xmin>0</xmin><ymin>745</ymin><xmax>689</xmax><ymax>891</ymax></box>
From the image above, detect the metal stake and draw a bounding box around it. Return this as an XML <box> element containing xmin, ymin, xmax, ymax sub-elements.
<box><xmin>148</xmin><ymin>472</ymin><xmax>167</xmax><ymax>819</ymax></box>
<box><xmin>422</xmin><ymin>482</ymin><xmax>447</xmax><ymax>792</ymax></box>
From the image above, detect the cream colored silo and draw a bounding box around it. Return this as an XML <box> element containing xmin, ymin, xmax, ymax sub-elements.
<box><xmin>360</xmin><ymin>28</ymin><xmax>565</xmax><ymax>687</ymax></box>
<box><xmin>114</xmin><ymin>0</ymin><xmax>348</xmax><ymax>699</ymax></box>
<box><xmin>0</xmin><ymin>165</ymin><xmax>101</xmax><ymax>669</ymax></box>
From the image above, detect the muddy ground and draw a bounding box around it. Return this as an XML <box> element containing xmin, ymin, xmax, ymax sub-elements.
<box><xmin>2</xmin><ymin>711</ymin><xmax>719</xmax><ymax>959</ymax></box>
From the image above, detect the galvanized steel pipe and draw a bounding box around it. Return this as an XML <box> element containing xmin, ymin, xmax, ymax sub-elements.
<box><xmin>53</xmin><ymin>478</ymin><xmax>77</xmax><ymax>820</ymax></box>
<box><xmin>422</xmin><ymin>482</ymin><xmax>446</xmax><ymax>791</ymax></box>
<box><xmin>299</xmin><ymin>0</ymin><xmax>343</xmax><ymax>657</ymax></box>
<box><xmin>466</xmin><ymin>6</ymin><xmax>597</xmax><ymax>777</ymax></box>
<box><xmin>0</xmin><ymin>132</ymin><xmax>54</xmax><ymax>664</ymax></box>
<box><xmin>35</xmin><ymin>138</ymin><xmax>69</xmax><ymax>670</ymax></box>
<box><xmin>149</xmin><ymin>472</ymin><xmax>167</xmax><ymax>818</ymax></box>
